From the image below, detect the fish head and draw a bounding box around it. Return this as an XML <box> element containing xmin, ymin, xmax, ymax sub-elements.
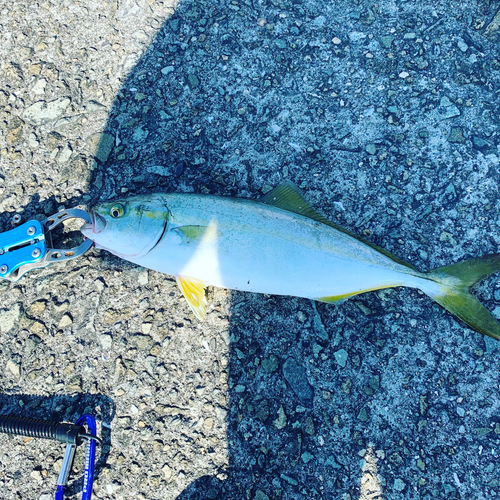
<box><xmin>81</xmin><ymin>195</ymin><xmax>168</xmax><ymax>259</ymax></box>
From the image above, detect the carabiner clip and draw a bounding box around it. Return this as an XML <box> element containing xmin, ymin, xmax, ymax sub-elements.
<box><xmin>0</xmin><ymin>208</ymin><xmax>93</xmax><ymax>282</ymax></box>
<box><xmin>55</xmin><ymin>414</ymin><xmax>99</xmax><ymax>500</ymax></box>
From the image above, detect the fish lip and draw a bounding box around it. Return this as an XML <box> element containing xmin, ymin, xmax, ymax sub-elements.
<box><xmin>81</xmin><ymin>211</ymin><xmax>107</xmax><ymax>234</ymax></box>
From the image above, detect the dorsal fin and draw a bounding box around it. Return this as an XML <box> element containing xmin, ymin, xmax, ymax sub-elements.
<box><xmin>260</xmin><ymin>181</ymin><xmax>415</xmax><ymax>270</ymax></box>
<box><xmin>260</xmin><ymin>181</ymin><xmax>335</xmax><ymax>226</ymax></box>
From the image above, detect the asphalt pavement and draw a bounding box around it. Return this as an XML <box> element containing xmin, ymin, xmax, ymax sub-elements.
<box><xmin>1</xmin><ymin>1</ymin><xmax>500</xmax><ymax>499</ymax></box>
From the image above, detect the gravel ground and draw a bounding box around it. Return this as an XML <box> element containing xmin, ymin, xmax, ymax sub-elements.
<box><xmin>1</xmin><ymin>1</ymin><xmax>500</xmax><ymax>499</ymax></box>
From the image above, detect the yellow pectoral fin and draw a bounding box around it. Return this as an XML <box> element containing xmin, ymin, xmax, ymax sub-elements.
<box><xmin>176</xmin><ymin>275</ymin><xmax>208</xmax><ymax>320</ymax></box>
<box><xmin>174</xmin><ymin>225</ymin><xmax>218</xmax><ymax>245</ymax></box>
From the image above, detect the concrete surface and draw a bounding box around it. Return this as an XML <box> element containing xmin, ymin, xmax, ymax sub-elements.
<box><xmin>1</xmin><ymin>0</ymin><xmax>500</xmax><ymax>499</ymax></box>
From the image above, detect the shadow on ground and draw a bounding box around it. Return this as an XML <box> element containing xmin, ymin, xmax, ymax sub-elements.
<box><xmin>89</xmin><ymin>1</ymin><xmax>500</xmax><ymax>499</ymax></box>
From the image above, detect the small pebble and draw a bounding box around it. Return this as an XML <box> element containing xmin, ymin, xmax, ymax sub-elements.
<box><xmin>100</xmin><ymin>334</ymin><xmax>113</xmax><ymax>349</ymax></box>
<box><xmin>58</xmin><ymin>313</ymin><xmax>73</xmax><ymax>329</ymax></box>
<box><xmin>394</xmin><ymin>478</ymin><xmax>406</xmax><ymax>491</ymax></box>
<box><xmin>6</xmin><ymin>359</ymin><xmax>20</xmax><ymax>377</ymax></box>
<box><xmin>334</xmin><ymin>349</ymin><xmax>348</xmax><ymax>368</ymax></box>
<box><xmin>457</xmin><ymin>38</ymin><xmax>468</xmax><ymax>52</ymax></box>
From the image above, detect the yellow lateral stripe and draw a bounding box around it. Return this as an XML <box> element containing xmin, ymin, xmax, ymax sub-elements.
<box><xmin>318</xmin><ymin>285</ymin><xmax>396</xmax><ymax>304</ymax></box>
<box><xmin>318</xmin><ymin>291</ymin><xmax>363</xmax><ymax>303</ymax></box>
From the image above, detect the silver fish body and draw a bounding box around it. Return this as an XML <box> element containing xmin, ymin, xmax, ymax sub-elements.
<box><xmin>100</xmin><ymin>193</ymin><xmax>436</xmax><ymax>297</ymax></box>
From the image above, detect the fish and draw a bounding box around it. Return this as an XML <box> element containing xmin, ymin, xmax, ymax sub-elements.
<box><xmin>80</xmin><ymin>181</ymin><xmax>500</xmax><ymax>339</ymax></box>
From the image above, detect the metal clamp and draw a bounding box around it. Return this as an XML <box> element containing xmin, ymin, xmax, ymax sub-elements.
<box><xmin>0</xmin><ymin>208</ymin><xmax>93</xmax><ymax>282</ymax></box>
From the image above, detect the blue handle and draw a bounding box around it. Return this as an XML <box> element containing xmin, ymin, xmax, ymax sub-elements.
<box><xmin>54</xmin><ymin>414</ymin><xmax>98</xmax><ymax>500</ymax></box>
<box><xmin>55</xmin><ymin>485</ymin><xmax>65</xmax><ymax>500</ymax></box>
<box><xmin>0</xmin><ymin>220</ymin><xmax>46</xmax><ymax>279</ymax></box>
<box><xmin>75</xmin><ymin>415</ymin><xmax>97</xmax><ymax>500</ymax></box>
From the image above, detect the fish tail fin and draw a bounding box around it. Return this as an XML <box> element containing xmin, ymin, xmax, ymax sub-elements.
<box><xmin>425</xmin><ymin>254</ymin><xmax>500</xmax><ymax>340</ymax></box>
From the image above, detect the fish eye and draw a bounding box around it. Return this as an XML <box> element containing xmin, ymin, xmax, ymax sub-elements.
<box><xmin>109</xmin><ymin>203</ymin><xmax>125</xmax><ymax>218</ymax></box>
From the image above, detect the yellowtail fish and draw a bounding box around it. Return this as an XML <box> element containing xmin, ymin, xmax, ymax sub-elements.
<box><xmin>80</xmin><ymin>182</ymin><xmax>500</xmax><ymax>339</ymax></box>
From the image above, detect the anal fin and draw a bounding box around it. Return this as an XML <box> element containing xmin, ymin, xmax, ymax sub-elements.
<box><xmin>318</xmin><ymin>285</ymin><xmax>396</xmax><ymax>304</ymax></box>
<box><xmin>176</xmin><ymin>275</ymin><xmax>208</xmax><ymax>320</ymax></box>
<box><xmin>318</xmin><ymin>291</ymin><xmax>363</xmax><ymax>304</ymax></box>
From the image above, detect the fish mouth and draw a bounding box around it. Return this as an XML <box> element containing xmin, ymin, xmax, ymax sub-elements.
<box><xmin>81</xmin><ymin>211</ymin><xmax>107</xmax><ymax>235</ymax></box>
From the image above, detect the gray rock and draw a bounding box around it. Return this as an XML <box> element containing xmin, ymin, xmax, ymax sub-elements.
<box><xmin>130</xmin><ymin>333</ymin><xmax>153</xmax><ymax>350</ymax></box>
<box><xmin>94</xmin><ymin>133</ymin><xmax>115</xmax><ymax>163</ymax></box>
<box><xmin>389</xmin><ymin>452</ymin><xmax>404</xmax><ymax>467</ymax></box>
<box><xmin>253</xmin><ymin>398</ymin><xmax>270</xmax><ymax>422</ymax></box>
<box><xmin>23</xmin><ymin>98</ymin><xmax>71</xmax><ymax>124</ymax></box>
<box><xmin>24</xmin><ymin>334</ymin><xmax>41</xmax><ymax>356</ymax></box>
<box><xmin>254</xmin><ymin>490</ymin><xmax>269</xmax><ymax>500</ymax></box>
<box><xmin>379</xmin><ymin>35</ymin><xmax>394</xmax><ymax>48</ymax></box>
<box><xmin>334</xmin><ymin>349</ymin><xmax>348</xmax><ymax>367</ymax></box>
<box><xmin>86</xmin><ymin>100</ymin><xmax>107</xmax><ymax>112</ymax></box>
<box><xmin>187</xmin><ymin>73</ymin><xmax>200</xmax><ymax>88</ymax></box>
<box><xmin>472</xmin><ymin>136</ymin><xmax>491</xmax><ymax>151</ymax></box>
<box><xmin>448</xmin><ymin>127</ymin><xmax>466</xmax><ymax>143</ymax></box>
<box><xmin>438</xmin><ymin>97</ymin><xmax>460</xmax><ymax>119</ymax></box>
<box><xmin>365</xmin><ymin>144</ymin><xmax>377</xmax><ymax>155</ymax></box>
<box><xmin>261</xmin><ymin>355</ymin><xmax>278</xmax><ymax>373</ymax></box>
<box><xmin>280</xmin><ymin>474</ymin><xmax>298</xmax><ymax>486</ymax></box>
<box><xmin>0</xmin><ymin>304</ymin><xmax>20</xmax><ymax>333</ymax></box>
<box><xmin>282</xmin><ymin>357</ymin><xmax>314</xmax><ymax>405</ymax></box>
<box><xmin>364</xmin><ymin>375</ymin><xmax>380</xmax><ymax>395</ymax></box>
<box><xmin>303</xmin><ymin>416</ymin><xmax>315</xmax><ymax>435</ymax></box>
<box><xmin>325</xmin><ymin>456</ymin><xmax>342</xmax><ymax>469</ymax></box>
<box><xmin>6</xmin><ymin>116</ymin><xmax>24</xmax><ymax>146</ymax></box>
<box><xmin>457</xmin><ymin>38</ymin><xmax>468</xmax><ymax>52</ymax></box>
<box><xmin>484</xmin><ymin>7</ymin><xmax>500</xmax><ymax>40</ymax></box>
<box><xmin>273</xmin><ymin>405</ymin><xmax>287</xmax><ymax>429</ymax></box>
<box><xmin>357</xmin><ymin>407</ymin><xmax>369</xmax><ymax>422</ymax></box>
<box><xmin>341</xmin><ymin>378</ymin><xmax>352</xmax><ymax>394</ymax></box>
<box><xmin>6</xmin><ymin>359</ymin><xmax>20</xmax><ymax>377</ymax></box>
<box><xmin>393</xmin><ymin>478</ymin><xmax>406</xmax><ymax>492</ymax></box>
<box><xmin>100</xmin><ymin>333</ymin><xmax>113</xmax><ymax>349</ymax></box>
